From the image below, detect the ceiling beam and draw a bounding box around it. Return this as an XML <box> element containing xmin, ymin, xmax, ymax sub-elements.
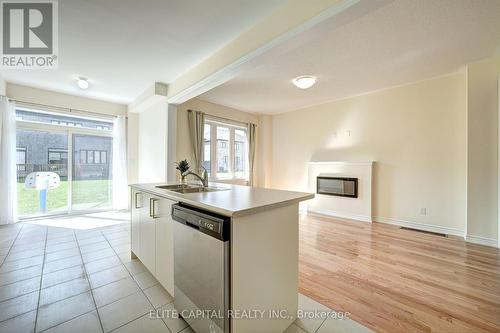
<box><xmin>166</xmin><ymin>0</ymin><xmax>361</xmax><ymax>104</ymax></box>
<box><xmin>128</xmin><ymin>82</ymin><xmax>168</xmax><ymax>113</ymax></box>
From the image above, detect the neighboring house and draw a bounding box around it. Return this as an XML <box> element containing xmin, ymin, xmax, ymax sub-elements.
<box><xmin>16</xmin><ymin>110</ymin><xmax>113</xmax><ymax>182</ymax></box>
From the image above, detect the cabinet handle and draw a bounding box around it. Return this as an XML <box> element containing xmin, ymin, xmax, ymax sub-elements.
<box><xmin>135</xmin><ymin>192</ymin><xmax>143</xmax><ymax>209</ymax></box>
<box><xmin>150</xmin><ymin>198</ymin><xmax>159</xmax><ymax>219</ymax></box>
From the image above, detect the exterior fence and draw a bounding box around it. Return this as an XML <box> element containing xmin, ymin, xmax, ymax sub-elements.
<box><xmin>17</xmin><ymin>164</ymin><xmax>110</xmax><ymax>182</ymax></box>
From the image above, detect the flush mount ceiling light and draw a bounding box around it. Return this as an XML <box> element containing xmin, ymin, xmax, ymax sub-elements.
<box><xmin>292</xmin><ymin>75</ymin><xmax>317</xmax><ymax>89</ymax></box>
<box><xmin>77</xmin><ymin>77</ymin><xmax>89</xmax><ymax>89</ymax></box>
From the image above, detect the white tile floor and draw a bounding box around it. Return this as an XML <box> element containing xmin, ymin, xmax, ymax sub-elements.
<box><xmin>0</xmin><ymin>213</ymin><xmax>372</xmax><ymax>333</ymax></box>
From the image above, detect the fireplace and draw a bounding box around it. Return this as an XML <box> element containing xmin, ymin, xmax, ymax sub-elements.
<box><xmin>317</xmin><ymin>174</ymin><xmax>358</xmax><ymax>198</ymax></box>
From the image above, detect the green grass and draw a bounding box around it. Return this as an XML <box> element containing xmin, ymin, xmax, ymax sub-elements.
<box><xmin>18</xmin><ymin>179</ymin><xmax>112</xmax><ymax>217</ymax></box>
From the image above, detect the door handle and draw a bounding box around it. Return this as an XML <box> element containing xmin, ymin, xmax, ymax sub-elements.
<box><xmin>135</xmin><ymin>192</ymin><xmax>142</xmax><ymax>209</ymax></box>
<box><xmin>150</xmin><ymin>198</ymin><xmax>159</xmax><ymax>219</ymax></box>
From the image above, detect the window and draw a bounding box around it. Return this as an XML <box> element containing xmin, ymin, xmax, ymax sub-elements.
<box><xmin>234</xmin><ymin>129</ymin><xmax>247</xmax><ymax>179</ymax></box>
<box><xmin>78</xmin><ymin>150</ymin><xmax>108</xmax><ymax>164</ymax></box>
<box><xmin>16</xmin><ymin>129</ymin><xmax>69</xmax><ymax>217</ymax></box>
<box><xmin>80</xmin><ymin>151</ymin><xmax>86</xmax><ymax>164</ymax></box>
<box><xmin>87</xmin><ymin>151</ymin><xmax>94</xmax><ymax>164</ymax></box>
<box><xmin>16</xmin><ymin>147</ymin><xmax>27</xmax><ymax>171</ymax></box>
<box><xmin>203</xmin><ymin>124</ymin><xmax>211</xmax><ymax>175</ymax></box>
<box><xmin>72</xmin><ymin>135</ymin><xmax>113</xmax><ymax>211</ymax></box>
<box><xmin>216</xmin><ymin>126</ymin><xmax>230</xmax><ymax>177</ymax></box>
<box><xmin>204</xmin><ymin>119</ymin><xmax>248</xmax><ymax>180</ymax></box>
<box><xmin>48</xmin><ymin>148</ymin><xmax>68</xmax><ymax>165</ymax></box>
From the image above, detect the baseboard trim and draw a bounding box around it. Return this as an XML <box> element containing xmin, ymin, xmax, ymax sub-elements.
<box><xmin>374</xmin><ymin>216</ymin><xmax>465</xmax><ymax>238</ymax></box>
<box><xmin>307</xmin><ymin>208</ymin><xmax>372</xmax><ymax>223</ymax></box>
<box><xmin>307</xmin><ymin>212</ymin><xmax>498</xmax><ymax>247</ymax></box>
<box><xmin>465</xmin><ymin>235</ymin><xmax>498</xmax><ymax>248</ymax></box>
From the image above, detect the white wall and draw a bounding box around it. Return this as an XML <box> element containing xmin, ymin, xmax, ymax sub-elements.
<box><xmin>256</xmin><ymin>114</ymin><xmax>273</xmax><ymax>188</ymax></box>
<box><xmin>127</xmin><ymin>113</ymin><xmax>139</xmax><ymax>185</ymax></box>
<box><xmin>166</xmin><ymin>104</ymin><xmax>177</xmax><ymax>182</ymax></box>
<box><xmin>6</xmin><ymin>83</ymin><xmax>127</xmax><ymax>116</ymax></box>
<box><xmin>136</xmin><ymin>100</ymin><xmax>168</xmax><ymax>183</ymax></box>
<box><xmin>269</xmin><ymin>71</ymin><xmax>467</xmax><ymax>235</ymax></box>
<box><xmin>466</xmin><ymin>56</ymin><xmax>500</xmax><ymax>245</ymax></box>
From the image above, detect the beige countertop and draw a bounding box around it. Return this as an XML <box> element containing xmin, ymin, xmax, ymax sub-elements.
<box><xmin>130</xmin><ymin>182</ymin><xmax>314</xmax><ymax>217</ymax></box>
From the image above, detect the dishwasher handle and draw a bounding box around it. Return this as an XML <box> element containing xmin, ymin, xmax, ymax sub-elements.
<box><xmin>184</xmin><ymin>220</ymin><xmax>200</xmax><ymax>230</ymax></box>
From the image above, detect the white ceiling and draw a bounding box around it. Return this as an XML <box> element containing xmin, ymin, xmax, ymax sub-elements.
<box><xmin>199</xmin><ymin>0</ymin><xmax>500</xmax><ymax>114</ymax></box>
<box><xmin>0</xmin><ymin>0</ymin><xmax>286</xmax><ymax>104</ymax></box>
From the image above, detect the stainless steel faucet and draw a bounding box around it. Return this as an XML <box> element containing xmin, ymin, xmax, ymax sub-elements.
<box><xmin>182</xmin><ymin>166</ymin><xmax>209</xmax><ymax>187</ymax></box>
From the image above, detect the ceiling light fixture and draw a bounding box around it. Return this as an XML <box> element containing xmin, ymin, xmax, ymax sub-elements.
<box><xmin>77</xmin><ymin>77</ymin><xmax>89</xmax><ymax>89</ymax></box>
<box><xmin>292</xmin><ymin>75</ymin><xmax>317</xmax><ymax>89</ymax></box>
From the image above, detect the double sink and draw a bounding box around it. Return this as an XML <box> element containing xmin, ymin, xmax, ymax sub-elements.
<box><xmin>155</xmin><ymin>184</ymin><xmax>224</xmax><ymax>194</ymax></box>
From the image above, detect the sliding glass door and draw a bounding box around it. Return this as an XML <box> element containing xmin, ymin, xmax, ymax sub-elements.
<box><xmin>16</xmin><ymin>129</ymin><xmax>69</xmax><ymax>216</ymax></box>
<box><xmin>16</xmin><ymin>108</ymin><xmax>114</xmax><ymax>219</ymax></box>
<box><xmin>72</xmin><ymin>134</ymin><xmax>113</xmax><ymax>211</ymax></box>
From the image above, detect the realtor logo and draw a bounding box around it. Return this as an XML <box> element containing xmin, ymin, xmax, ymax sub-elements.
<box><xmin>1</xmin><ymin>0</ymin><xmax>58</xmax><ymax>68</ymax></box>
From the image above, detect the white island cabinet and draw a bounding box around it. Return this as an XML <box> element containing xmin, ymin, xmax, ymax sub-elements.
<box><xmin>155</xmin><ymin>197</ymin><xmax>175</xmax><ymax>294</ymax></box>
<box><xmin>130</xmin><ymin>182</ymin><xmax>313</xmax><ymax>333</ymax></box>
<box><xmin>131</xmin><ymin>189</ymin><xmax>176</xmax><ymax>295</ymax></box>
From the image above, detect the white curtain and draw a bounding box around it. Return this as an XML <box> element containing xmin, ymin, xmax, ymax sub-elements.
<box><xmin>112</xmin><ymin>115</ymin><xmax>128</xmax><ymax>210</ymax></box>
<box><xmin>247</xmin><ymin>123</ymin><xmax>256</xmax><ymax>186</ymax></box>
<box><xmin>187</xmin><ymin>110</ymin><xmax>205</xmax><ymax>172</ymax></box>
<box><xmin>0</xmin><ymin>98</ymin><xmax>18</xmax><ymax>224</ymax></box>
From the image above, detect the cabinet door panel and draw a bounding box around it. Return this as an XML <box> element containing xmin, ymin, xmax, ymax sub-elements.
<box><xmin>131</xmin><ymin>190</ymin><xmax>143</xmax><ymax>256</ymax></box>
<box><xmin>155</xmin><ymin>198</ymin><xmax>176</xmax><ymax>295</ymax></box>
<box><xmin>140</xmin><ymin>193</ymin><xmax>156</xmax><ymax>275</ymax></box>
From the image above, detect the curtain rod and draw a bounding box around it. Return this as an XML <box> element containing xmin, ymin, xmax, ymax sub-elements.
<box><xmin>0</xmin><ymin>94</ymin><xmax>123</xmax><ymax>120</ymax></box>
<box><xmin>188</xmin><ymin>109</ymin><xmax>257</xmax><ymax>127</ymax></box>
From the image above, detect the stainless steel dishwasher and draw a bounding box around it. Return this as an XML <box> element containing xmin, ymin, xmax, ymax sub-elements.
<box><xmin>172</xmin><ymin>203</ymin><xmax>230</xmax><ymax>333</ymax></box>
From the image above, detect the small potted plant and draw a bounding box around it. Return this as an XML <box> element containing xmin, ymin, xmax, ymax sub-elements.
<box><xmin>175</xmin><ymin>159</ymin><xmax>190</xmax><ymax>184</ymax></box>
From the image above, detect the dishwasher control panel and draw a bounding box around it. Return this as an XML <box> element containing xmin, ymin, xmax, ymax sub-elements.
<box><xmin>200</xmin><ymin>219</ymin><xmax>218</xmax><ymax>232</ymax></box>
<box><xmin>172</xmin><ymin>203</ymin><xmax>230</xmax><ymax>241</ymax></box>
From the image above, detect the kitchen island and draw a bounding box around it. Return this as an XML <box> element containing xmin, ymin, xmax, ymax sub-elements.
<box><xmin>130</xmin><ymin>182</ymin><xmax>313</xmax><ymax>333</ymax></box>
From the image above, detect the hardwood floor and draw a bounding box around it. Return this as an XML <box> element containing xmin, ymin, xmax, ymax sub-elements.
<box><xmin>298</xmin><ymin>214</ymin><xmax>500</xmax><ymax>333</ymax></box>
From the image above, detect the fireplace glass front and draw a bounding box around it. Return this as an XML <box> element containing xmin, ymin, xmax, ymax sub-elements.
<box><xmin>317</xmin><ymin>175</ymin><xmax>358</xmax><ymax>198</ymax></box>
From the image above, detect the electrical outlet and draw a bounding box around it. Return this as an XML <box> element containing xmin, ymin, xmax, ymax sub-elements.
<box><xmin>420</xmin><ymin>208</ymin><xmax>427</xmax><ymax>215</ymax></box>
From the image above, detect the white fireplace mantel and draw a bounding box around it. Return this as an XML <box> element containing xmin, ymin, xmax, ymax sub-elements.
<box><xmin>307</xmin><ymin>161</ymin><xmax>374</xmax><ymax>222</ymax></box>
